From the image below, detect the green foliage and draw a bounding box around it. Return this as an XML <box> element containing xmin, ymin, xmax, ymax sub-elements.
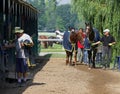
<box><xmin>56</xmin><ymin>16</ymin><xmax>65</xmax><ymax>30</ymax></box>
<box><xmin>43</xmin><ymin>53</ymin><xmax>66</xmax><ymax>58</ymax></box>
<box><xmin>45</xmin><ymin>0</ymin><xmax>57</xmax><ymax>30</ymax></box>
<box><xmin>28</xmin><ymin>0</ymin><xmax>46</xmax><ymax>30</ymax></box>
<box><xmin>28</xmin><ymin>0</ymin><xmax>79</xmax><ymax>31</ymax></box>
<box><xmin>72</xmin><ymin>0</ymin><xmax>120</xmax><ymax>61</ymax></box>
<box><xmin>56</xmin><ymin>4</ymin><xmax>79</xmax><ymax>30</ymax></box>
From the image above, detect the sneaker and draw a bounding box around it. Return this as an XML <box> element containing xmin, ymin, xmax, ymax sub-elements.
<box><xmin>20</xmin><ymin>81</ymin><xmax>26</xmax><ymax>87</ymax></box>
<box><xmin>88</xmin><ymin>67</ymin><xmax>91</xmax><ymax>70</ymax></box>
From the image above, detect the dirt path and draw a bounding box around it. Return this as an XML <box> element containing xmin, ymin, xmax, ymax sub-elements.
<box><xmin>76</xmin><ymin>65</ymin><xmax>120</xmax><ymax>94</ymax></box>
<box><xmin>0</xmin><ymin>58</ymin><xmax>120</xmax><ymax>94</ymax></box>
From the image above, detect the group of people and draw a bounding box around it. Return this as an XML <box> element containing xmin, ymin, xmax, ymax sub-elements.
<box><xmin>3</xmin><ymin>25</ymin><xmax>116</xmax><ymax>87</ymax></box>
<box><xmin>77</xmin><ymin>27</ymin><xmax>116</xmax><ymax>69</ymax></box>
<box><xmin>63</xmin><ymin>25</ymin><xmax>116</xmax><ymax>69</ymax></box>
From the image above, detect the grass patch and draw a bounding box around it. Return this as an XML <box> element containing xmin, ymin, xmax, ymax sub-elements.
<box><xmin>41</xmin><ymin>48</ymin><xmax>64</xmax><ymax>52</ymax></box>
<box><xmin>39</xmin><ymin>44</ymin><xmax>66</xmax><ymax>58</ymax></box>
<box><xmin>40</xmin><ymin>44</ymin><xmax>65</xmax><ymax>52</ymax></box>
<box><xmin>43</xmin><ymin>53</ymin><xmax>66</xmax><ymax>58</ymax></box>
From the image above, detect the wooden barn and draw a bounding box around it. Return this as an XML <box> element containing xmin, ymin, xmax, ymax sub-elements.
<box><xmin>0</xmin><ymin>0</ymin><xmax>38</xmax><ymax>81</ymax></box>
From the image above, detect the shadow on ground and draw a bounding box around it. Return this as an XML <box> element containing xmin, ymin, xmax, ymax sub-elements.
<box><xmin>0</xmin><ymin>54</ymin><xmax>52</xmax><ymax>94</ymax></box>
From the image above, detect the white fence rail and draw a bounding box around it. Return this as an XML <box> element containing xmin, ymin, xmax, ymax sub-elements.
<box><xmin>38</xmin><ymin>39</ymin><xmax>63</xmax><ymax>42</ymax></box>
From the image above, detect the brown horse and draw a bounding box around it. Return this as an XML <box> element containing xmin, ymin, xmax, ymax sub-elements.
<box><xmin>85</xmin><ymin>22</ymin><xmax>100</xmax><ymax>68</ymax></box>
<box><xmin>63</xmin><ymin>28</ymin><xmax>82</xmax><ymax>66</ymax></box>
<box><xmin>39</xmin><ymin>35</ymin><xmax>48</xmax><ymax>48</ymax></box>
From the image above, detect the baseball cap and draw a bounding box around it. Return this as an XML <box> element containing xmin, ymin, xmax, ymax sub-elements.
<box><xmin>103</xmin><ymin>29</ymin><xmax>110</xmax><ymax>33</ymax></box>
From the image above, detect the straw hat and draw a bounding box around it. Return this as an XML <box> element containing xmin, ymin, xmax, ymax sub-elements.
<box><xmin>14</xmin><ymin>27</ymin><xmax>24</xmax><ymax>33</ymax></box>
<box><xmin>15</xmin><ymin>27</ymin><xmax>21</xmax><ymax>30</ymax></box>
<box><xmin>15</xmin><ymin>29</ymin><xmax>24</xmax><ymax>33</ymax></box>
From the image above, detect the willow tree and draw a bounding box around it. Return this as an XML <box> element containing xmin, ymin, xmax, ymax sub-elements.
<box><xmin>106</xmin><ymin>0</ymin><xmax>120</xmax><ymax>55</ymax></box>
<box><xmin>72</xmin><ymin>0</ymin><xmax>120</xmax><ymax>55</ymax></box>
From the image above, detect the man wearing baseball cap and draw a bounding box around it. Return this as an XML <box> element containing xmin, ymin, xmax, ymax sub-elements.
<box><xmin>103</xmin><ymin>29</ymin><xmax>110</xmax><ymax>33</ymax></box>
<box><xmin>92</xmin><ymin>28</ymin><xmax>116</xmax><ymax>69</ymax></box>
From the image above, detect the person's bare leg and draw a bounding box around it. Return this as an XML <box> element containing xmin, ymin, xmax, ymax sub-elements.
<box><xmin>17</xmin><ymin>72</ymin><xmax>22</xmax><ymax>83</ymax></box>
<box><xmin>23</xmin><ymin>72</ymin><xmax>27</xmax><ymax>82</ymax></box>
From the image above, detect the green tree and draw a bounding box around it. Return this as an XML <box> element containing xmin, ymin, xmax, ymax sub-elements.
<box><xmin>45</xmin><ymin>0</ymin><xmax>57</xmax><ymax>31</ymax></box>
<box><xmin>28</xmin><ymin>0</ymin><xmax>79</xmax><ymax>31</ymax></box>
<box><xmin>28</xmin><ymin>0</ymin><xmax>46</xmax><ymax>30</ymax></box>
<box><xmin>72</xmin><ymin>0</ymin><xmax>120</xmax><ymax>57</ymax></box>
<box><xmin>72</xmin><ymin>0</ymin><xmax>120</xmax><ymax>33</ymax></box>
<box><xmin>56</xmin><ymin>4</ymin><xmax>79</xmax><ymax>31</ymax></box>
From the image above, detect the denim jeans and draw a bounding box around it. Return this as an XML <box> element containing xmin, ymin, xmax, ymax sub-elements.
<box><xmin>77</xmin><ymin>48</ymin><xmax>84</xmax><ymax>63</ymax></box>
<box><xmin>83</xmin><ymin>49</ymin><xmax>88</xmax><ymax>64</ymax></box>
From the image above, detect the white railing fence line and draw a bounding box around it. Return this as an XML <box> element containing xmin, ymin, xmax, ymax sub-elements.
<box><xmin>38</xmin><ymin>39</ymin><xmax>63</xmax><ymax>42</ymax></box>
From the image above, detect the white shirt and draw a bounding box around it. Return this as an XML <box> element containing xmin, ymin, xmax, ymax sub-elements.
<box><xmin>16</xmin><ymin>33</ymin><xmax>33</xmax><ymax>58</ymax></box>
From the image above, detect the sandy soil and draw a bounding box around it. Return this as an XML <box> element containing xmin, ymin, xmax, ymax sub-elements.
<box><xmin>0</xmin><ymin>57</ymin><xmax>120</xmax><ymax>94</ymax></box>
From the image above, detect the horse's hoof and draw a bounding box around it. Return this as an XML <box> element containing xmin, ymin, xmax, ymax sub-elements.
<box><xmin>88</xmin><ymin>67</ymin><xmax>91</xmax><ymax>70</ymax></box>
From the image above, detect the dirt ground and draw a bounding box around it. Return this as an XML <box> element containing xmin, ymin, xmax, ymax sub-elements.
<box><xmin>0</xmin><ymin>57</ymin><xmax>120</xmax><ymax>94</ymax></box>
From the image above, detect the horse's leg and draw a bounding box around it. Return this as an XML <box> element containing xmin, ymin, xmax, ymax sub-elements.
<box><xmin>73</xmin><ymin>45</ymin><xmax>78</xmax><ymax>66</ymax></box>
<box><xmin>65</xmin><ymin>51</ymin><xmax>69</xmax><ymax>65</ymax></box>
<box><xmin>92</xmin><ymin>48</ymin><xmax>97</xmax><ymax>68</ymax></box>
<box><xmin>44</xmin><ymin>42</ymin><xmax>48</xmax><ymax>48</ymax></box>
<box><xmin>66</xmin><ymin>59</ymin><xmax>69</xmax><ymax>65</ymax></box>
<box><xmin>88</xmin><ymin>50</ymin><xmax>92</xmax><ymax>68</ymax></box>
<box><xmin>74</xmin><ymin>51</ymin><xmax>77</xmax><ymax>66</ymax></box>
<box><xmin>70</xmin><ymin>52</ymin><xmax>73</xmax><ymax>66</ymax></box>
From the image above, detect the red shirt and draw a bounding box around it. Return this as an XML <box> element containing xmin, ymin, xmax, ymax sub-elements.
<box><xmin>77</xmin><ymin>33</ymin><xmax>85</xmax><ymax>49</ymax></box>
<box><xmin>77</xmin><ymin>41</ymin><xmax>84</xmax><ymax>48</ymax></box>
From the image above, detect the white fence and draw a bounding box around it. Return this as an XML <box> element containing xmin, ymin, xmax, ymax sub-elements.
<box><xmin>38</xmin><ymin>32</ymin><xmax>56</xmax><ymax>36</ymax></box>
<box><xmin>38</xmin><ymin>39</ymin><xmax>63</xmax><ymax>42</ymax></box>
